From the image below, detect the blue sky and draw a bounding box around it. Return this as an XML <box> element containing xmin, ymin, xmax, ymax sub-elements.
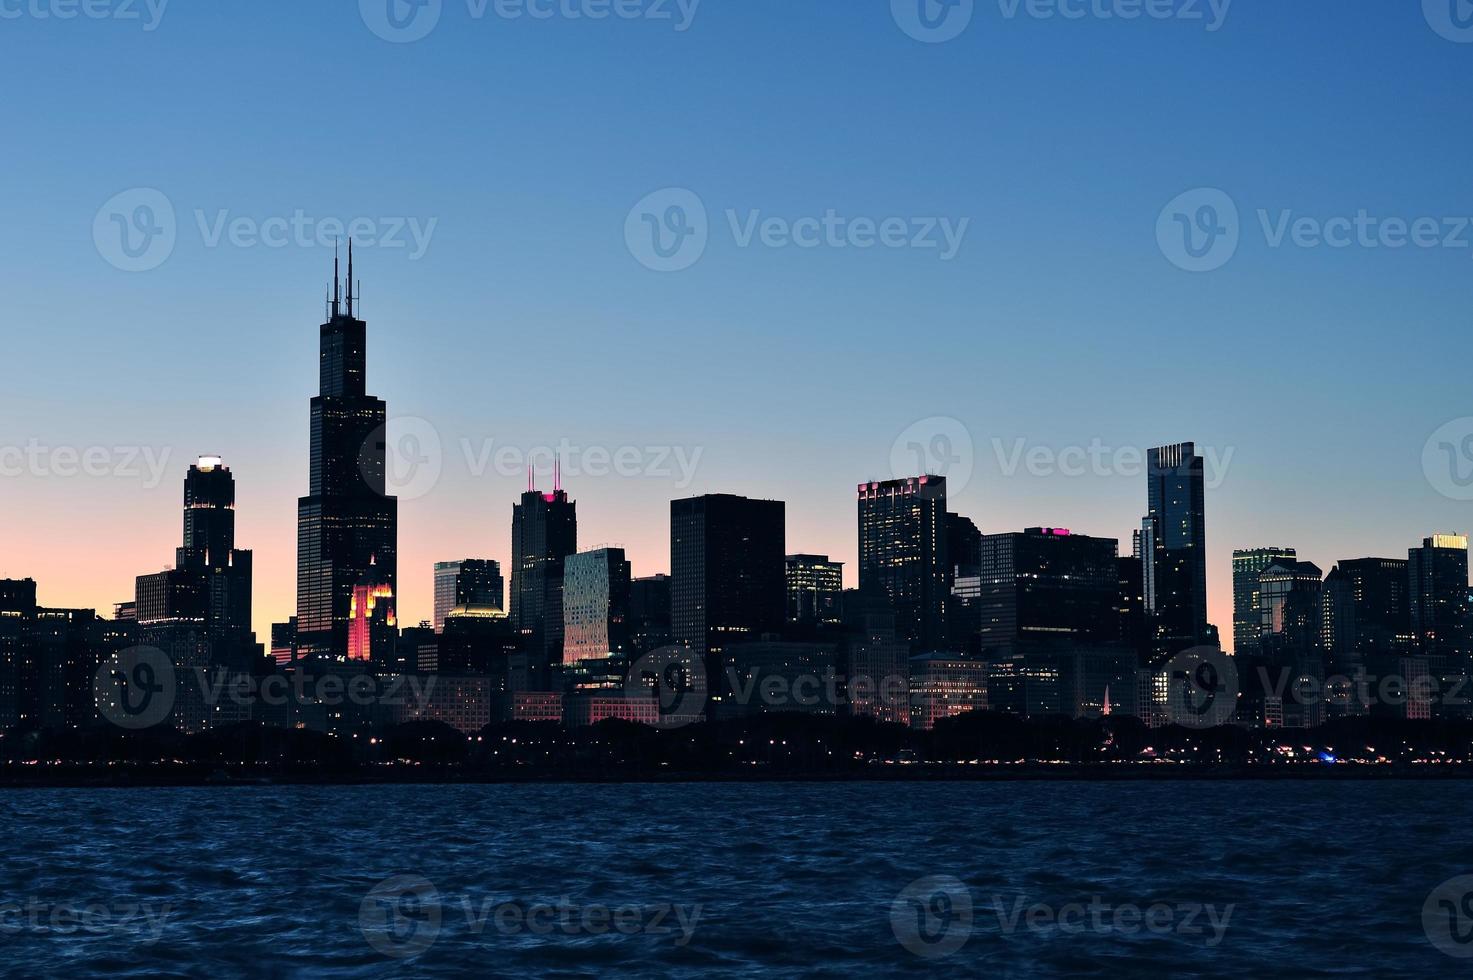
<box><xmin>3</xmin><ymin>1</ymin><xmax>1472</xmax><ymax>644</ymax></box>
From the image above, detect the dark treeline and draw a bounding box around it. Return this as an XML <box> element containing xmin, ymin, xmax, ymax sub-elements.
<box><xmin>2</xmin><ymin>712</ymin><xmax>1471</xmax><ymax>784</ymax></box>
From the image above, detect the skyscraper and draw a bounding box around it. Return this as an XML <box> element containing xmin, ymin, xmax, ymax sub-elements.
<box><xmin>434</xmin><ymin>559</ymin><xmax>505</xmax><ymax>632</ymax></box>
<box><xmin>510</xmin><ymin>468</ymin><xmax>577</xmax><ymax>677</ymax></box>
<box><xmin>1142</xmin><ymin>443</ymin><xmax>1213</xmax><ymax>659</ymax></box>
<box><xmin>1409</xmin><ymin>534</ymin><xmax>1471</xmax><ymax>664</ymax></box>
<box><xmin>562</xmin><ymin>548</ymin><xmax>632</xmax><ymax>689</ymax></box>
<box><xmin>136</xmin><ymin>456</ymin><xmax>253</xmax><ymax>635</ymax></box>
<box><xmin>975</xmin><ymin>528</ymin><xmax>1122</xmax><ymax>651</ymax></box>
<box><xmin>295</xmin><ymin>245</ymin><xmax>398</xmax><ymax>662</ymax></box>
<box><xmin>785</xmin><ymin>554</ymin><xmax>843</xmax><ymax>624</ymax></box>
<box><xmin>856</xmin><ymin>476</ymin><xmax>948</xmax><ymax>651</ymax></box>
<box><xmin>670</xmin><ymin>494</ymin><xmax>786</xmax><ymax>685</ymax></box>
<box><xmin>1232</xmin><ymin>547</ymin><xmax>1296</xmax><ymax>657</ymax></box>
<box><xmin>1320</xmin><ymin>557</ymin><xmax>1410</xmax><ymax>667</ymax></box>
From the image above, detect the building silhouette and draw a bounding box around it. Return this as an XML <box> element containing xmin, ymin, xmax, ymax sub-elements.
<box><xmin>671</xmin><ymin>494</ymin><xmax>786</xmax><ymax>697</ymax></box>
<box><xmin>1232</xmin><ymin>547</ymin><xmax>1296</xmax><ymax>658</ymax></box>
<box><xmin>295</xmin><ymin>244</ymin><xmax>397</xmax><ymax>662</ymax></box>
<box><xmin>434</xmin><ymin>559</ymin><xmax>504</xmax><ymax>632</ymax></box>
<box><xmin>510</xmin><ymin>467</ymin><xmax>577</xmax><ymax>679</ymax></box>
<box><xmin>1142</xmin><ymin>443</ymin><xmax>1214</xmax><ymax>659</ymax></box>
<box><xmin>857</xmin><ymin>476</ymin><xmax>948</xmax><ymax>651</ymax></box>
<box><xmin>785</xmin><ymin>554</ymin><xmax>843</xmax><ymax>624</ymax></box>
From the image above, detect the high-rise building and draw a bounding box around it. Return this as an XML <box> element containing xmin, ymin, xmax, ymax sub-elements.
<box><xmin>1320</xmin><ymin>557</ymin><xmax>1410</xmax><ymax>668</ymax></box>
<box><xmin>1409</xmin><ymin>535</ymin><xmax>1471</xmax><ymax>660</ymax></box>
<box><xmin>947</xmin><ymin>513</ymin><xmax>983</xmax><ymax>578</ymax></box>
<box><xmin>1142</xmin><ymin>443</ymin><xmax>1213</xmax><ymax>659</ymax></box>
<box><xmin>510</xmin><ymin>470</ymin><xmax>577</xmax><ymax>676</ymax></box>
<box><xmin>629</xmin><ymin>574</ymin><xmax>672</xmax><ymax>654</ymax></box>
<box><xmin>136</xmin><ymin>457</ymin><xmax>253</xmax><ymax>635</ymax></box>
<box><xmin>857</xmin><ymin>476</ymin><xmax>948</xmax><ymax>650</ymax></box>
<box><xmin>785</xmin><ymin>554</ymin><xmax>843</xmax><ymax>624</ymax></box>
<box><xmin>562</xmin><ymin>547</ymin><xmax>632</xmax><ymax>675</ymax></box>
<box><xmin>1258</xmin><ymin>560</ymin><xmax>1324</xmax><ymax>662</ymax></box>
<box><xmin>270</xmin><ymin>617</ymin><xmax>298</xmax><ymax>666</ymax></box>
<box><xmin>671</xmin><ymin>494</ymin><xmax>786</xmax><ymax>692</ymax></box>
<box><xmin>295</xmin><ymin>246</ymin><xmax>397</xmax><ymax>662</ymax></box>
<box><xmin>975</xmin><ymin>528</ymin><xmax>1122</xmax><ymax>651</ymax></box>
<box><xmin>0</xmin><ymin>579</ymin><xmax>38</xmax><ymax>728</ymax></box>
<box><xmin>1232</xmin><ymin>547</ymin><xmax>1296</xmax><ymax>657</ymax></box>
<box><xmin>434</xmin><ymin>559</ymin><xmax>505</xmax><ymax>633</ymax></box>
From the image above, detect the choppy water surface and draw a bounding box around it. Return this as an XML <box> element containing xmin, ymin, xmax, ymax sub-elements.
<box><xmin>0</xmin><ymin>781</ymin><xmax>1469</xmax><ymax>977</ymax></box>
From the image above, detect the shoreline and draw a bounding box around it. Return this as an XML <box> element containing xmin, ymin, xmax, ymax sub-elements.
<box><xmin>3</xmin><ymin>763</ymin><xmax>1472</xmax><ymax>788</ymax></box>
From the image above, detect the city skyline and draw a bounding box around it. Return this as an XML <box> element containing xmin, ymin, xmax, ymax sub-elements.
<box><xmin>5</xmin><ymin>258</ymin><xmax>1473</xmax><ymax>648</ymax></box>
<box><xmin>5</xmin><ymin>4</ymin><xmax>1473</xmax><ymax>650</ymax></box>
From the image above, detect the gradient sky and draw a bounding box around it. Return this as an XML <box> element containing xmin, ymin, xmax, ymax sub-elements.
<box><xmin>3</xmin><ymin>1</ymin><xmax>1472</xmax><ymax>649</ymax></box>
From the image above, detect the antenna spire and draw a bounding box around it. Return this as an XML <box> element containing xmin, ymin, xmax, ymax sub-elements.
<box><xmin>555</xmin><ymin>456</ymin><xmax>561</xmax><ymax>494</ymax></box>
<box><xmin>528</xmin><ymin>464</ymin><xmax>534</xmax><ymax>494</ymax></box>
<box><xmin>332</xmin><ymin>240</ymin><xmax>341</xmax><ymax>317</ymax></box>
<box><xmin>346</xmin><ymin>239</ymin><xmax>355</xmax><ymax>317</ymax></box>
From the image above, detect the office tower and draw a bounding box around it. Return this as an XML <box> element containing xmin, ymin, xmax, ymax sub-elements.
<box><xmin>671</xmin><ymin>494</ymin><xmax>786</xmax><ymax>694</ymax></box>
<box><xmin>0</xmin><ymin>579</ymin><xmax>37</xmax><ymax>728</ymax></box>
<box><xmin>270</xmin><ymin>618</ymin><xmax>298</xmax><ymax>666</ymax></box>
<box><xmin>908</xmin><ymin>653</ymin><xmax>988</xmax><ymax>730</ymax></box>
<box><xmin>856</xmin><ymin>476</ymin><xmax>948</xmax><ymax>650</ymax></box>
<box><xmin>1142</xmin><ymin>443</ymin><xmax>1213</xmax><ymax>658</ymax></box>
<box><xmin>510</xmin><ymin>469</ymin><xmax>577</xmax><ymax>676</ymax></box>
<box><xmin>1258</xmin><ymin>560</ymin><xmax>1324</xmax><ymax>662</ymax></box>
<box><xmin>1115</xmin><ymin>555</ymin><xmax>1147</xmax><ymax>655</ymax></box>
<box><xmin>975</xmin><ymin>528</ymin><xmax>1122</xmax><ymax>650</ymax></box>
<box><xmin>840</xmin><ymin>588</ymin><xmax>911</xmax><ymax>725</ymax></box>
<box><xmin>1320</xmin><ymin>558</ymin><xmax>1410</xmax><ymax>667</ymax></box>
<box><xmin>720</xmin><ymin>640</ymin><xmax>839</xmax><ymax>719</ymax></box>
<box><xmin>562</xmin><ymin>548</ymin><xmax>632</xmax><ymax>681</ymax></box>
<box><xmin>1232</xmin><ymin>547</ymin><xmax>1296</xmax><ymax>657</ymax></box>
<box><xmin>785</xmin><ymin>554</ymin><xmax>843</xmax><ymax>624</ymax></box>
<box><xmin>629</xmin><ymin>574</ymin><xmax>672</xmax><ymax>654</ymax></box>
<box><xmin>136</xmin><ymin>457</ymin><xmax>254</xmax><ymax>634</ymax></box>
<box><xmin>1409</xmin><ymin>534</ymin><xmax>1471</xmax><ymax>662</ymax></box>
<box><xmin>947</xmin><ymin>513</ymin><xmax>982</xmax><ymax>578</ymax></box>
<box><xmin>296</xmin><ymin>245</ymin><xmax>398</xmax><ymax>662</ymax></box>
<box><xmin>434</xmin><ymin>559</ymin><xmax>505</xmax><ymax>632</ymax></box>
<box><xmin>32</xmin><ymin>608</ymin><xmax>116</xmax><ymax>730</ymax></box>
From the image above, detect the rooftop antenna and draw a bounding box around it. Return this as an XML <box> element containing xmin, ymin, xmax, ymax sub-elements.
<box><xmin>346</xmin><ymin>239</ymin><xmax>355</xmax><ymax>317</ymax></box>
<box><xmin>555</xmin><ymin>456</ymin><xmax>561</xmax><ymax>494</ymax></box>
<box><xmin>528</xmin><ymin>464</ymin><xmax>534</xmax><ymax>494</ymax></box>
<box><xmin>332</xmin><ymin>240</ymin><xmax>341</xmax><ymax>317</ymax></box>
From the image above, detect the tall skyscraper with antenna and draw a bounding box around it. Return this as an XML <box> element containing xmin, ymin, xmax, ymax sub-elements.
<box><xmin>295</xmin><ymin>243</ymin><xmax>398</xmax><ymax>662</ymax></box>
<box><xmin>511</xmin><ymin>463</ymin><xmax>577</xmax><ymax>682</ymax></box>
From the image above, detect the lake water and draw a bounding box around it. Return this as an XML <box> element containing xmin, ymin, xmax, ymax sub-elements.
<box><xmin>1</xmin><ymin>781</ymin><xmax>1469</xmax><ymax>976</ymax></box>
